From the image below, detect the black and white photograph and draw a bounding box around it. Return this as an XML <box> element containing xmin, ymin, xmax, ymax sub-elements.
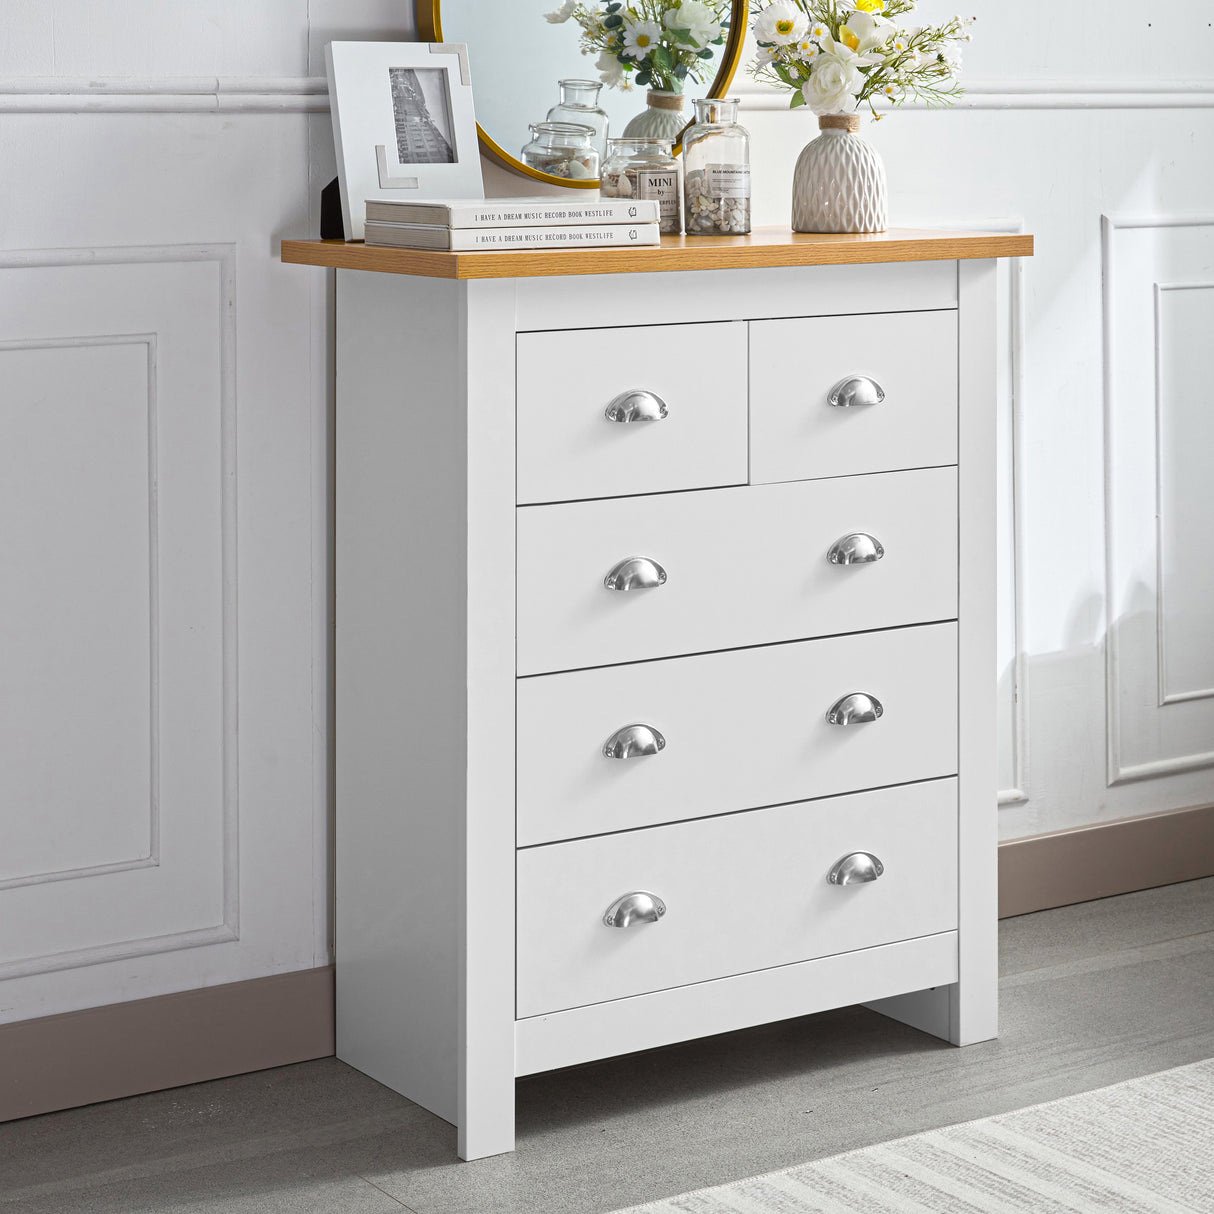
<box><xmin>388</xmin><ymin>66</ymin><xmax>455</xmax><ymax>164</ymax></box>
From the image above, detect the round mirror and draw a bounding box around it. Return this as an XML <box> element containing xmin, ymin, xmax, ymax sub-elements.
<box><xmin>419</xmin><ymin>2</ymin><xmax>747</xmax><ymax>189</ymax></box>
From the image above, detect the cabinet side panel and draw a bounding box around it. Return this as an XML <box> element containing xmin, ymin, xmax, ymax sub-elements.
<box><xmin>955</xmin><ymin>258</ymin><xmax>1000</xmax><ymax>1044</ymax></box>
<box><xmin>867</xmin><ymin>259</ymin><xmax>1000</xmax><ymax>1045</ymax></box>
<box><xmin>458</xmin><ymin>279</ymin><xmax>518</xmax><ymax>1161</ymax></box>
<box><xmin>334</xmin><ymin>270</ymin><xmax>465</xmax><ymax>1124</ymax></box>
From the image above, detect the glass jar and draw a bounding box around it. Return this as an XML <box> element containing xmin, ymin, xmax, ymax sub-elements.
<box><xmin>546</xmin><ymin>79</ymin><xmax>610</xmax><ymax>162</ymax></box>
<box><xmin>521</xmin><ymin>121</ymin><xmax>600</xmax><ymax>181</ymax></box>
<box><xmin>682</xmin><ymin>98</ymin><xmax>751</xmax><ymax>235</ymax></box>
<box><xmin>599</xmin><ymin>137</ymin><xmax>682</xmax><ymax>234</ymax></box>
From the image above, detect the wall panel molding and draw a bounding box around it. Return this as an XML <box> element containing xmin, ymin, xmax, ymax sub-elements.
<box><xmin>0</xmin><ymin>243</ymin><xmax>241</xmax><ymax>980</ymax></box>
<box><xmin>735</xmin><ymin>79</ymin><xmax>1214</xmax><ymax>111</ymax></box>
<box><xmin>1102</xmin><ymin>215</ymin><xmax>1214</xmax><ymax>786</ymax></box>
<box><xmin>0</xmin><ymin>76</ymin><xmax>1212</xmax><ymax>114</ymax></box>
<box><xmin>0</xmin><ymin>76</ymin><xmax>329</xmax><ymax>113</ymax></box>
<box><xmin>0</xmin><ymin>331</ymin><xmax>161</xmax><ymax>892</ymax></box>
<box><xmin>1154</xmin><ymin>280</ymin><xmax>1214</xmax><ymax>707</ymax></box>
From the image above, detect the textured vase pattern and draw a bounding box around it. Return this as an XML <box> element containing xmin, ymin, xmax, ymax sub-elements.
<box><xmin>622</xmin><ymin>92</ymin><xmax>688</xmax><ymax>142</ymax></box>
<box><xmin>791</xmin><ymin>129</ymin><xmax>888</xmax><ymax>234</ymax></box>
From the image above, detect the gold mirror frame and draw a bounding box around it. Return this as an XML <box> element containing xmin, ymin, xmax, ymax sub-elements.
<box><xmin>418</xmin><ymin>2</ymin><xmax>748</xmax><ymax>190</ymax></box>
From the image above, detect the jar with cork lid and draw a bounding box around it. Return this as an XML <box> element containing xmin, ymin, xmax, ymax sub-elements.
<box><xmin>682</xmin><ymin>98</ymin><xmax>750</xmax><ymax>235</ymax></box>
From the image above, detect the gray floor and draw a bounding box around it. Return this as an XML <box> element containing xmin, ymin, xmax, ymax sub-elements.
<box><xmin>2</xmin><ymin>878</ymin><xmax>1212</xmax><ymax>1214</ymax></box>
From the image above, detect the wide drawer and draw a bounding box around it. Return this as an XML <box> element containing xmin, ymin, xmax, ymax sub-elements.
<box><xmin>516</xmin><ymin>321</ymin><xmax>747</xmax><ymax>505</ymax></box>
<box><xmin>517</xmin><ymin>779</ymin><xmax>958</xmax><ymax>1018</ymax></box>
<box><xmin>750</xmin><ymin>310</ymin><xmax>958</xmax><ymax>484</ymax></box>
<box><xmin>516</xmin><ymin>466</ymin><xmax>957</xmax><ymax>675</ymax></box>
<box><xmin>517</xmin><ymin>622</ymin><xmax>957</xmax><ymax>845</ymax></box>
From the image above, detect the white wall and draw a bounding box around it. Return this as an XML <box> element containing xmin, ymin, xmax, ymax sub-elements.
<box><xmin>0</xmin><ymin>1</ymin><xmax>1211</xmax><ymax>1025</ymax></box>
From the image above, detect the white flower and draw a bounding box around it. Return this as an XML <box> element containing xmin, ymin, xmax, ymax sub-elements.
<box><xmin>544</xmin><ymin>0</ymin><xmax>576</xmax><ymax>23</ymax></box>
<box><xmin>622</xmin><ymin>17</ymin><xmax>663</xmax><ymax>59</ymax></box>
<box><xmin>793</xmin><ymin>38</ymin><xmax>820</xmax><ymax>60</ymax></box>
<box><xmin>802</xmin><ymin>51</ymin><xmax>863</xmax><ymax>114</ymax></box>
<box><xmin>665</xmin><ymin>0</ymin><xmax>722</xmax><ymax>49</ymax></box>
<box><xmin>819</xmin><ymin>32</ymin><xmax>883</xmax><ymax>67</ymax></box>
<box><xmin>837</xmin><ymin>11</ymin><xmax>892</xmax><ymax>54</ymax></box>
<box><xmin>890</xmin><ymin>33</ymin><xmax>910</xmax><ymax>53</ymax></box>
<box><xmin>940</xmin><ymin>42</ymin><xmax>963</xmax><ymax>72</ymax></box>
<box><xmin>754</xmin><ymin>44</ymin><xmax>776</xmax><ymax>67</ymax></box>
<box><xmin>596</xmin><ymin>49</ymin><xmax>626</xmax><ymax>88</ymax></box>
<box><xmin>808</xmin><ymin>20</ymin><xmax>830</xmax><ymax>39</ymax></box>
<box><xmin>881</xmin><ymin>81</ymin><xmax>897</xmax><ymax>97</ymax></box>
<box><xmin>754</xmin><ymin>0</ymin><xmax>808</xmax><ymax>46</ymax></box>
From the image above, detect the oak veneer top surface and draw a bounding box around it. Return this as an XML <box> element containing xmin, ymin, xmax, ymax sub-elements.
<box><xmin>281</xmin><ymin>227</ymin><xmax>1033</xmax><ymax>280</ymax></box>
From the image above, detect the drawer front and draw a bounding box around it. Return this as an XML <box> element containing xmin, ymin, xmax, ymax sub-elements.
<box><xmin>750</xmin><ymin>310</ymin><xmax>958</xmax><ymax>484</ymax></box>
<box><xmin>517</xmin><ymin>779</ymin><xmax>958</xmax><ymax>1018</ymax></box>
<box><xmin>518</xmin><ymin>623</ymin><xmax>957</xmax><ymax>846</ymax></box>
<box><xmin>516</xmin><ymin>322</ymin><xmax>747</xmax><ymax>505</ymax></box>
<box><xmin>516</xmin><ymin>466</ymin><xmax>957</xmax><ymax>675</ymax></box>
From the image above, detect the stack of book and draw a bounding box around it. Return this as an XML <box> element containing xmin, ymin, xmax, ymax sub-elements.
<box><xmin>363</xmin><ymin>197</ymin><xmax>663</xmax><ymax>251</ymax></box>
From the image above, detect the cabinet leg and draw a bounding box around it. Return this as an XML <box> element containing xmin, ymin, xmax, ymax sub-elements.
<box><xmin>457</xmin><ymin>1066</ymin><xmax>515</xmax><ymax>1161</ymax></box>
<box><xmin>866</xmin><ymin>980</ymin><xmax>997</xmax><ymax>1047</ymax></box>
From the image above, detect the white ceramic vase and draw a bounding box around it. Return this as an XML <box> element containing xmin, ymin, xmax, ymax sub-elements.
<box><xmin>791</xmin><ymin>114</ymin><xmax>887</xmax><ymax>234</ymax></box>
<box><xmin>622</xmin><ymin>90</ymin><xmax>689</xmax><ymax>142</ymax></box>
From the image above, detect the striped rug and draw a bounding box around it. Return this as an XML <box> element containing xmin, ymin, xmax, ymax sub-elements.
<box><xmin>615</xmin><ymin>1059</ymin><xmax>1214</xmax><ymax>1213</ymax></box>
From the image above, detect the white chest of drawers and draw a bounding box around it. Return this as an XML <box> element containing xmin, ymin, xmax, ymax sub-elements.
<box><xmin>284</xmin><ymin>227</ymin><xmax>1032</xmax><ymax>1161</ymax></box>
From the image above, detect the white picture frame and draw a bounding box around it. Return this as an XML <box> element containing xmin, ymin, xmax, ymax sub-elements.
<box><xmin>326</xmin><ymin>41</ymin><xmax>484</xmax><ymax>241</ymax></box>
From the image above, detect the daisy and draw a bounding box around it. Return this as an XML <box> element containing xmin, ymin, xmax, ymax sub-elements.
<box><xmin>544</xmin><ymin>0</ymin><xmax>576</xmax><ymax>22</ymax></box>
<box><xmin>794</xmin><ymin>39</ymin><xmax>820</xmax><ymax>60</ymax></box>
<box><xmin>622</xmin><ymin>17</ymin><xmax>663</xmax><ymax>59</ymax></box>
<box><xmin>808</xmin><ymin>20</ymin><xmax>830</xmax><ymax>40</ymax></box>
<box><xmin>755</xmin><ymin>0</ymin><xmax>809</xmax><ymax>46</ymax></box>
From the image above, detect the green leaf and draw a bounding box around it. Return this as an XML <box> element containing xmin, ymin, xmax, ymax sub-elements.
<box><xmin>790</xmin><ymin>90</ymin><xmax>807</xmax><ymax>108</ymax></box>
<box><xmin>698</xmin><ymin>47</ymin><xmax>715</xmax><ymax>58</ymax></box>
<box><xmin>604</xmin><ymin>12</ymin><xmax>623</xmax><ymax>27</ymax></box>
<box><xmin>652</xmin><ymin>45</ymin><xmax>673</xmax><ymax>70</ymax></box>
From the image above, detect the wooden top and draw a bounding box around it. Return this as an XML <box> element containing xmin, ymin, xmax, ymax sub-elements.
<box><xmin>281</xmin><ymin>227</ymin><xmax>1033</xmax><ymax>280</ymax></box>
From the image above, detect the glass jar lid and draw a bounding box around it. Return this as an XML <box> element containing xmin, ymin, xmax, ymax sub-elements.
<box><xmin>606</xmin><ymin>137</ymin><xmax>675</xmax><ymax>156</ymax></box>
<box><xmin>527</xmin><ymin>121</ymin><xmax>597</xmax><ymax>148</ymax></box>
<box><xmin>691</xmin><ymin>97</ymin><xmax>741</xmax><ymax>124</ymax></box>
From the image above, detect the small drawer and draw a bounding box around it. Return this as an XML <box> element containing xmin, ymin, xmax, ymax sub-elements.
<box><xmin>516</xmin><ymin>321</ymin><xmax>748</xmax><ymax>505</ymax></box>
<box><xmin>516</xmin><ymin>466</ymin><xmax>957</xmax><ymax>675</ymax></box>
<box><xmin>750</xmin><ymin>310</ymin><xmax>958</xmax><ymax>484</ymax></box>
<box><xmin>517</xmin><ymin>779</ymin><xmax>958</xmax><ymax>1018</ymax></box>
<box><xmin>517</xmin><ymin>622</ymin><xmax>957</xmax><ymax>846</ymax></box>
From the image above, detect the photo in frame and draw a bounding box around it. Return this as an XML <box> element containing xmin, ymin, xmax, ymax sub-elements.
<box><xmin>325</xmin><ymin>41</ymin><xmax>484</xmax><ymax>241</ymax></box>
